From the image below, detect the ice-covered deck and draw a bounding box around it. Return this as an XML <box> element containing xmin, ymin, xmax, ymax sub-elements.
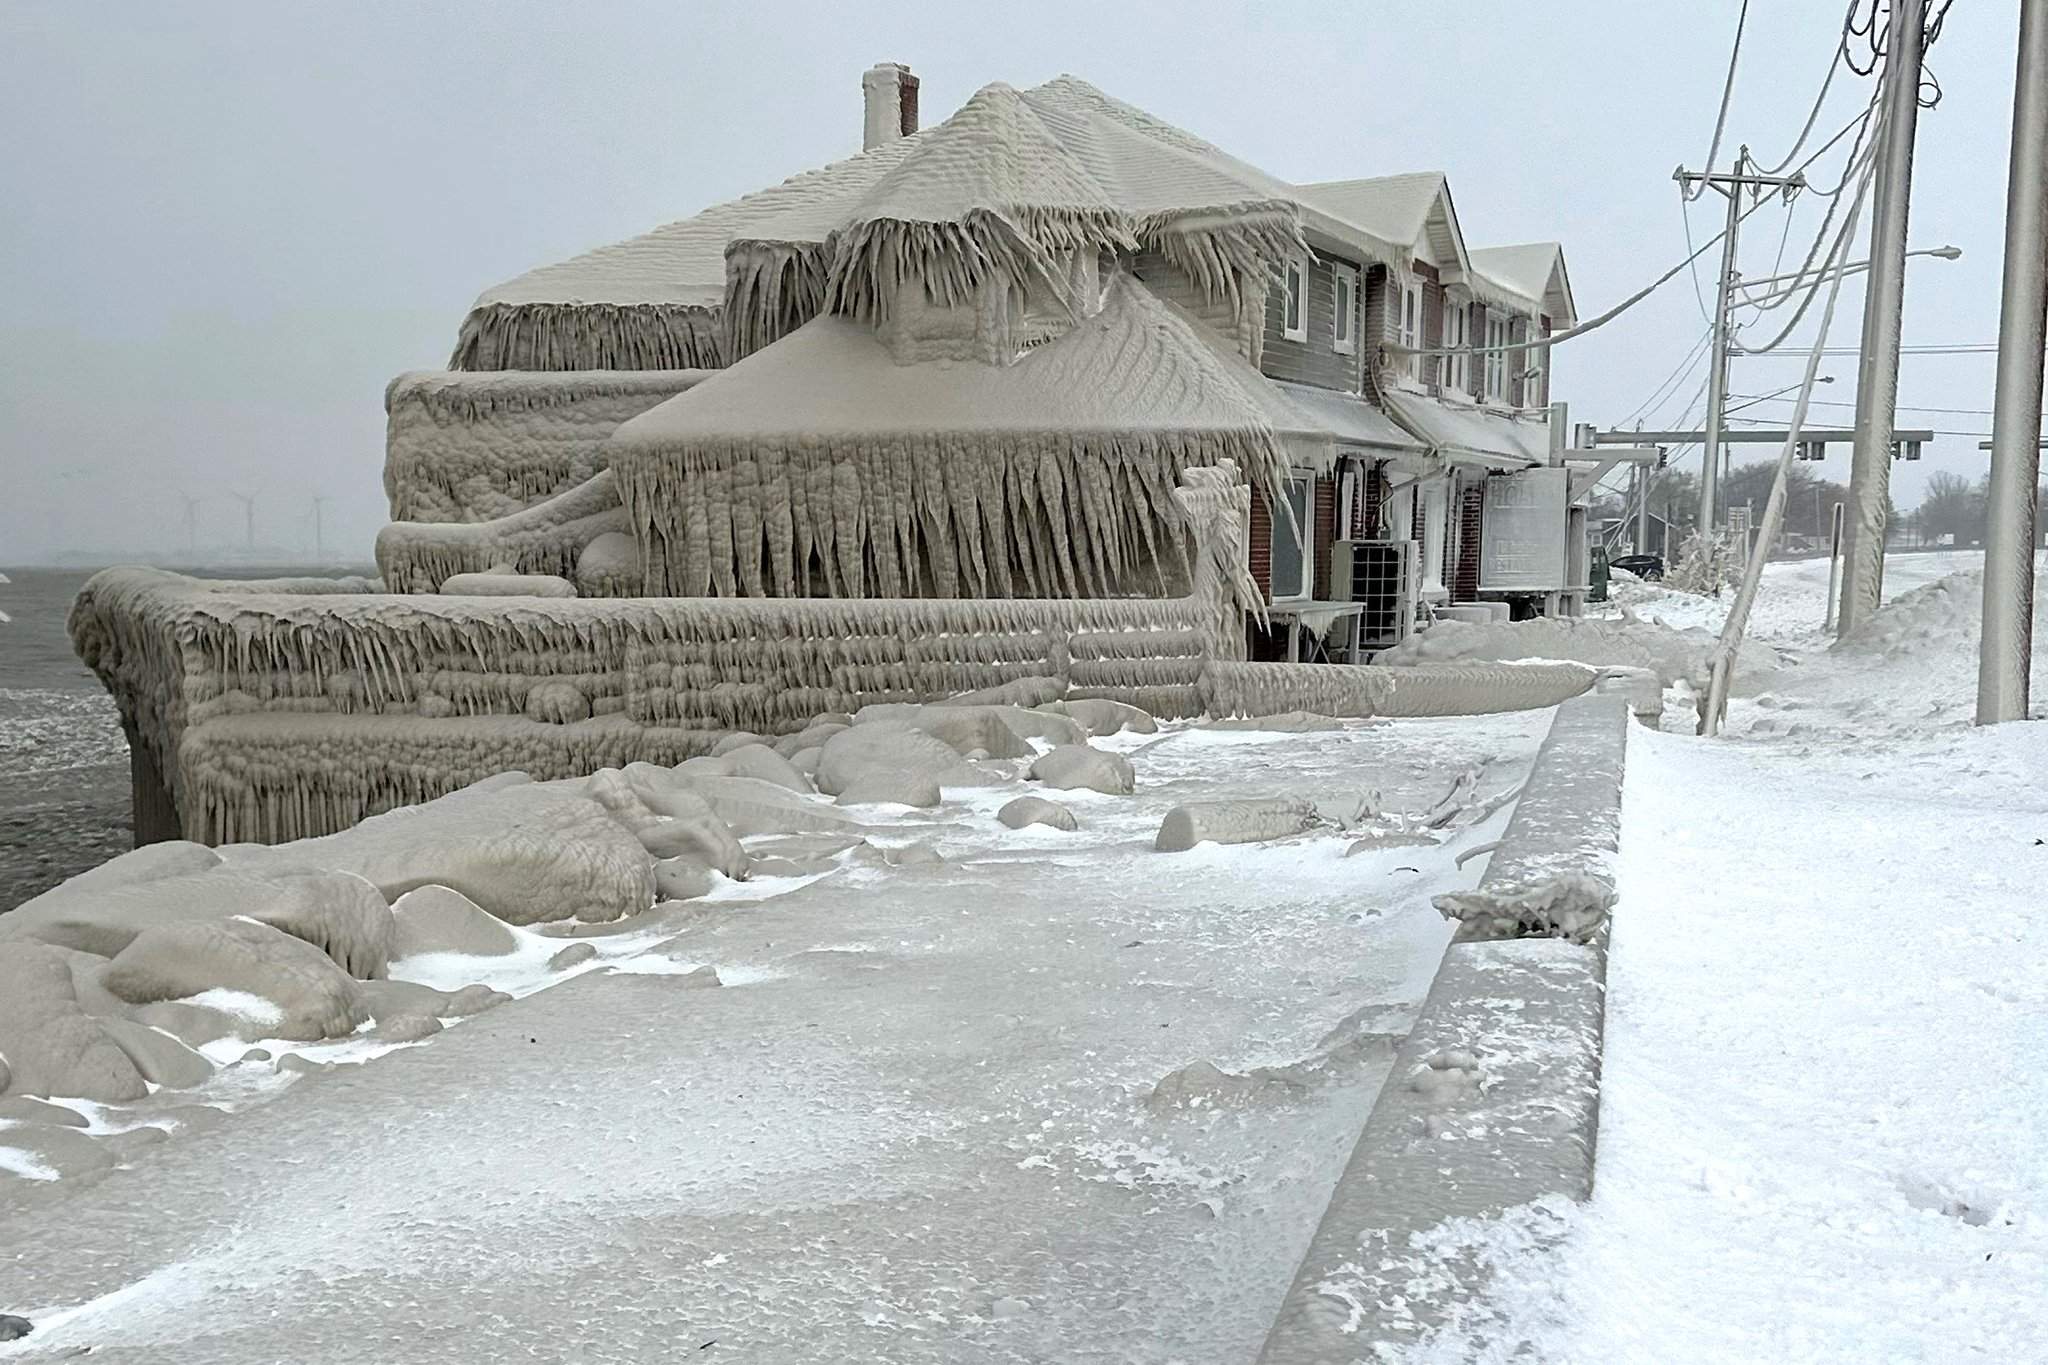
<box><xmin>0</xmin><ymin>709</ymin><xmax>1550</xmax><ymax>1363</ymax></box>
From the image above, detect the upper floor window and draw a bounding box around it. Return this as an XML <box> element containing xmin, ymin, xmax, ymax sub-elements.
<box><xmin>1441</xmin><ymin>301</ymin><xmax>1469</xmax><ymax>394</ymax></box>
<box><xmin>1282</xmin><ymin>256</ymin><xmax>1308</xmax><ymax>342</ymax></box>
<box><xmin>1398</xmin><ymin>279</ymin><xmax>1421</xmax><ymax>379</ymax></box>
<box><xmin>1484</xmin><ymin>313</ymin><xmax>1510</xmax><ymax>401</ymax></box>
<box><xmin>1523</xmin><ymin>342</ymin><xmax>1546</xmax><ymax>408</ymax></box>
<box><xmin>1333</xmin><ymin>266</ymin><xmax>1358</xmax><ymax>354</ymax></box>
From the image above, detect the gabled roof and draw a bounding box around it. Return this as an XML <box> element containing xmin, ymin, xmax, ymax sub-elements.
<box><xmin>455</xmin><ymin>75</ymin><xmax>1573</xmax><ymax>372</ymax></box>
<box><xmin>1469</xmin><ymin>243</ymin><xmax>1577</xmax><ymax>327</ymax></box>
<box><xmin>1295</xmin><ymin>173</ymin><xmax>1471</xmax><ymax>277</ymax></box>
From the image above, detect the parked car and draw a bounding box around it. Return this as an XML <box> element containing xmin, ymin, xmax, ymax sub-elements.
<box><xmin>1609</xmin><ymin>553</ymin><xmax>1665</xmax><ymax>581</ymax></box>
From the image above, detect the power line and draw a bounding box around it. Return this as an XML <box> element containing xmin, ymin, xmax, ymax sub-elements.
<box><xmin>1742</xmin><ymin>342</ymin><xmax>2000</xmax><ymax>355</ymax></box>
<box><xmin>1729</xmin><ymin>393</ymin><xmax>2042</xmax><ymax>418</ymax></box>
<box><xmin>1686</xmin><ymin>0</ymin><xmax>1752</xmax><ymax>202</ymax></box>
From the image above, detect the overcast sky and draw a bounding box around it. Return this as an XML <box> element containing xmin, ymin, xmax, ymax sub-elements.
<box><xmin>0</xmin><ymin>0</ymin><xmax>2026</xmax><ymax>564</ymax></box>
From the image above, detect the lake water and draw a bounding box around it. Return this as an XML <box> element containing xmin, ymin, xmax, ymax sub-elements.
<box><xmin>0</xmin><ymin>565</ymin><xmax>370</xmax><ymax>908</ymax></box>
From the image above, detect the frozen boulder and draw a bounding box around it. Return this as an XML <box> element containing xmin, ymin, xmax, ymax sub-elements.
<box><xmin>97</xmin><ymin>1017</ymin><xmax>215</xmax><ymax>1091</ymax></box>
<box><xmin>440</xmin><ymin>572</ymin><xmax>576</xmax><ymax>598</ymax></box>
<box><xmin>1041</xmin><ymin>698</ymin><xmax>1158</xmax><ymax>737</ymax></box>
<box><xmin>834</xmin><ymin>771</ymin><xmax>943</xmax><ymax>808</ymax></box>
<box><xmin>675</xmin><ymin>774</ymin><xmax>857</xmax><ymax>839</ymax></box>
<box><xmin>0</xmin><ymin>942</ymin><xmax>147</xmax><ymax>1102</ymax></box>
<box><xmin>853</xmin><ymin>704</ymin><xmax>1034</xmax><ymax>760</ymax></box>
<box><xmin>653</xmin><ymin>857</ymin><xmax>716</xmax><ymax>902</ymax></box>
<box><xmin>773</xmin><ymin>721</ymin><xmax>847</xmax><ymax>760</ymax></box>
<box><xmin>721</xmin><ymin>743</ymin><xmax>813</xmax><ymax>794</ymax></box>
<box><xmin>287</xmin><ymin>784</ymin><xmax>656</xmax><ymax>925</ymax></box>
<box><xmin>23</xmin><ymin>840</ymin><xmax>220</xmax><ymax>900</ymax></box>
<box><xmin>390</xmin><ymin>885</ymin><xmax>521</xmax><ymax>959</ymax></box>
<box><xmin>814</xmin><ymin>722</ymin><xmax>999</xmax><ymax>798</ymax></box>
<box><xmin>360</xmin><ymin>979</ymin><xmax>459</xmax><ymax>1021</ymax></box>
<box><xmin>998</xmin><ymin>796</ymin><xmax>1079</xmax><ymax>832</ymax></box>
<box><xmin>2</xmin><ymin>867</ymin><xmax>395</xmax><ymax>980</ymax></box>
<box><xmin>101</xmin><ymin>917</ymin><xmax>369</xmax><ymax>1042</ymax></box>
<box><xmin>525</xmin><ymin>680</ymin><xmax>591</xmax><ymax>724</ymax></box>
<box><xmin>575</xmin><ymin>530</ymin><xmax>641</xmax><ymax>596</ymax></box>
<box><xmin>1154</xmin><ymin>798</ymin><xmax>1321</xmax><ymax>852</ymax></box>
<box><xmin>1028</xmin><ymin>744</ymin><xmax>1135</xmax><ymax>796</ymax></box>
<box><xmin>371</xmin><ymin>1013</ymin><xmax>444</xmax><ymax>1044</ymax></box>
<box><xmin>132</xmin><ymin>999</ymin><xmax>262</xmax><ymax>1048</ymax></box>
<box><xmin>943</xmin><ymin>676</ymin><xmax>1064</xmax><ymax>708</ymax></box>
<box><xmin>0</xmin><ymin>1096</ymin><xmax>87</xmax><ymax>1128</ymax></box>
<box><xmin>711</xmin><ymin>731</ymin><xmax>768</xmax><ymax>757</ymax></box>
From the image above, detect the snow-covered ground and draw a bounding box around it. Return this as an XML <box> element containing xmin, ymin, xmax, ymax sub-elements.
<box><xmin>1412</xmin><ymin>549</ymin><xmax>2048</xmax><ymax>1362</ymax></box>
<box><xmin>0</xmin><ymin>710</ymin><xmax>1549</xmax><ymax>1364</ymax></box>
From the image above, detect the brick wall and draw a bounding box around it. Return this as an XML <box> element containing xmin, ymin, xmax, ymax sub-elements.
<box><xmin>1452</xmin><ymin>481</ymin><xmax>1485</xmax><ymax>600</ymax></box>
<box><xmin>1313</xmin><ymin>475</ymin><xmax>1337</xmax><ymax>599</ymax></box>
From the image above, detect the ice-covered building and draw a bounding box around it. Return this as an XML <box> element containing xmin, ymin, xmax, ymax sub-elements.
<box><xmin>71</xmin><ymin>64</ymin><xmax>1597</xmax><ymax>847</ymax></box>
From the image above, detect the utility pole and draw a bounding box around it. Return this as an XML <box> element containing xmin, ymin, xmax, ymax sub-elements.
<box><xmin>1838</xmin><ymin>0</ymin><xmax>1929</xmax><ymax>634</ymax></box>
<box><xmin>1977</xmin><ymin>0</ymin><xmax>2048</xmax><ymax>723</ymax></box>
<box><xmin>1636</xmin><ymin>463</ymin><xmax>1652</xmax><ymax>553</ymax></box>
<box><xmin>1674</xmin><ymin>150</ymin><xmax>1806</xmax><ymax>541</ymax></box>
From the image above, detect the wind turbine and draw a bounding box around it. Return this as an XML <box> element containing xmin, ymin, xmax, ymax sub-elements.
<box><xmin>230</xmin><ymin>491</ymin><xmax>257</xmax><ymax>552</ymax></box>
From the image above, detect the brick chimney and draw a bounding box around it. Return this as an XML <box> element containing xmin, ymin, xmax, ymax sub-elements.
<box><xmin>862</xmin><ymin>63</ymin><xmax>919</xmax><ymax>151</ymax></box>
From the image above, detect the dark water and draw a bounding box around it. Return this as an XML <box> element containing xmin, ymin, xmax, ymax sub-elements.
<box><xmin>0</xmin><ymin>565</ymin><xmax>371</xmax><ymax>909</ymax></box>
<box><xmin>0</xmin><ymin>568</ymin><xmax>131</xmax><ymax>908</ymax></box>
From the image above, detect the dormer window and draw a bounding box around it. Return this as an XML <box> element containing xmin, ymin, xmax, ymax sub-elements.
<box><xmin>1333</xmin><ymin>265</ymin><xmax>1357</xmax><ymax>354</ymax></box>
<box><xmin>1282</xmin><ymin>256</ymin><xmax>1308</xmax><ymax>342</ymax></box>
<box><xmin>1398</xmin><ymin>278</ymin><xmax>1421</xmax><ymax>380</ymax></box>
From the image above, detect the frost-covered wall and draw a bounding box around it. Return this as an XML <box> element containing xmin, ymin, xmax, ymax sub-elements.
<box><xmin>72</xmin><ymin>469</ymin><xmax>1257</xmax><ymax>846</ymax></box>
<box><xmin>383</xmin><ymin>370</ymin><xmax>711</xmax><ymax>523</ymax></box>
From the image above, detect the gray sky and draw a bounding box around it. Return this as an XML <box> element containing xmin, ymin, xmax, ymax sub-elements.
<box><xmin>0</xmin><ymin>0</ymin><xmax>2024</xmax><ymax>564</ymax></box>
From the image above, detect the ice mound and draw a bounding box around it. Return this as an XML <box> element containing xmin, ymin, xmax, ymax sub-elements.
<box><xmin>1377</xmin><ymin>612</ymin><xmax>1780</xmax><ymax>690</ymax></box>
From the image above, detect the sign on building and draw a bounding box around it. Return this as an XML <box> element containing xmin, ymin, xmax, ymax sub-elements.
<box><xmin>1478</xmin><ymin>466</ymin><xmax>1570</xmax><ymax>592</ymax></box>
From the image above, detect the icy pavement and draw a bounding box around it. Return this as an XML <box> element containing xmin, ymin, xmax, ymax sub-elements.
<box><xmin>0</xmin><ymin>711</ymin><xmax>1549</xmax><ymax>1364</ymax></box>
<box><xmin>1405</xmin><ymin>550</ymin><xmax>2048</xmax><ymax>1363</ymax></box>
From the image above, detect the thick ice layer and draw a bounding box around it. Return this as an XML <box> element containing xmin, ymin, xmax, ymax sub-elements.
<box><xmin>0</xmin><ymin>710</ymin><xmax>1551</xmax><ymax>1362</ymax></box>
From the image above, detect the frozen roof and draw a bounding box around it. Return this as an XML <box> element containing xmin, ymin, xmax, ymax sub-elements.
<box><xmin>1295</xmin><ymin>173</ymin><xmax>1469</xmax><ymax>275</ymax></box>
<box><xmin>613</xmin><ymin>274</ymin><xmax>1279</xmax><ymax>443</ymax></box>
<box><xmin>1469</xmin><ymin>243</ymin><xmax>1578</xmax><ymax>327</ymax></box>
<box><xmin>1381</xmin><ymin>389</ymin><xmax>1550</xmax><ymax>469</ymax></box>
<box><xmin>456</xmin><ymin>75</ymin><xmax>1570</xmax><ymax>372</ymax></box>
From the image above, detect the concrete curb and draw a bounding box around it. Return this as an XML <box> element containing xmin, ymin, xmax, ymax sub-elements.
<box><xmin>1257</xmin><ymin>692</ymin><xmax>1630</xmax><ymax>1362</ymax></box>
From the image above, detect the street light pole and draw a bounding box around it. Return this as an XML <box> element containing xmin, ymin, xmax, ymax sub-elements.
<box><xmin>1976</xmin><ymin>0</ymin><xmax>2048</xmax><ymax>723</ymax></box>
<box><xmin>1837</xmin><ymin>0</ymin><xmax>1928</xmax><ymax>634</ymax></box>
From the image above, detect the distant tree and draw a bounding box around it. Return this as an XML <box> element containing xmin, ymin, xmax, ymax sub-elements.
<box><xmin>1914</xmin><ymin>470</ymin><xmax>1987</xmax><ymax>546</ymax></box>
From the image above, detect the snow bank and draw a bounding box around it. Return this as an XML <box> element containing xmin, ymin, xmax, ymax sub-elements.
<box><xmin>1378</xmin><ymin>611</ymin><xmax>1782</xmax><ymax>691</ymax></box>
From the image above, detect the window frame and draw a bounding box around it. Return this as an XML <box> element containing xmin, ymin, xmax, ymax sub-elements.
<box><xmin>1333</xmin><ymin>264</ymin><xmax>1358</xmax><ymax>354</ymax></box>
<box><xmin>1523</xmin><ymin>340</ymin><xmax>1545</xmax><ymax>408</ymax></box>
<box><xmin>1441</xmin><ymin>301</ymin><xmax>1467</xmax><ymax>395</ymax></box>
<box><xmin>1484</xmin><ymin>313</ymin><xmax>1510</xmax><ymax>401</ymax></box>
<box><xmin>1398</xmin><ymin>277</ymin><xmax>1421</xmax><ymax>381</ymax></box>
<box><xmin>1269</xmin><ymin>471</ymin><xmax>1315</xmax><ymax>601</ymax></box>
<box><xmin>1281</xmin><ymin>255</ymin><xmax>1309</xmax><ymax>343</ymax></box>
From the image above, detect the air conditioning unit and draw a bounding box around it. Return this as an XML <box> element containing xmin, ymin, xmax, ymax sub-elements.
<box><xmin>1335</xmin><ymin>538</ymin><xmax>1420</xmax><ymax>649</ymax></box>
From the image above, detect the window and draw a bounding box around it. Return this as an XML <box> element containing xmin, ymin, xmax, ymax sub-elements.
<box><xmin>1440</xmin><ymin>302</ymin><xmax>1468</xmax><ymax>394</ymax></box>
<box><xmin>1523</xmin><ymin>344</ymin><xmax>1545</xmax><ymax>408</ymax></box>
<box><xmin>1398</xmin><ymin>278</ymin><xmax>1421</xmax><ymax>380</ymax></box>
<box><xmin>1333</xmin><ymin>266</ymin><xmax>1358</xmax><ymax>354</ymax></box>
<box><xmin>1281</xmin><ymin>256</ymin><xmax>1308</xmax><ymax>342</ymax></box>
<box><xmin>1269</xmin><ymin>473</ymin><xmax>1314</xmax><ymax>599</ymax></box>
<box><xmin>1484</xmin><ymin>313</ymin><xmax>1510</xmax><ymax>401</ymax></box>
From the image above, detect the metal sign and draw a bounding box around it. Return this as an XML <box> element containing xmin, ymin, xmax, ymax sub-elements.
<box><xmin>1478</xmin><ymin>467</ymin><xmax>1569</xmax><ymax>592</ymax></box>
